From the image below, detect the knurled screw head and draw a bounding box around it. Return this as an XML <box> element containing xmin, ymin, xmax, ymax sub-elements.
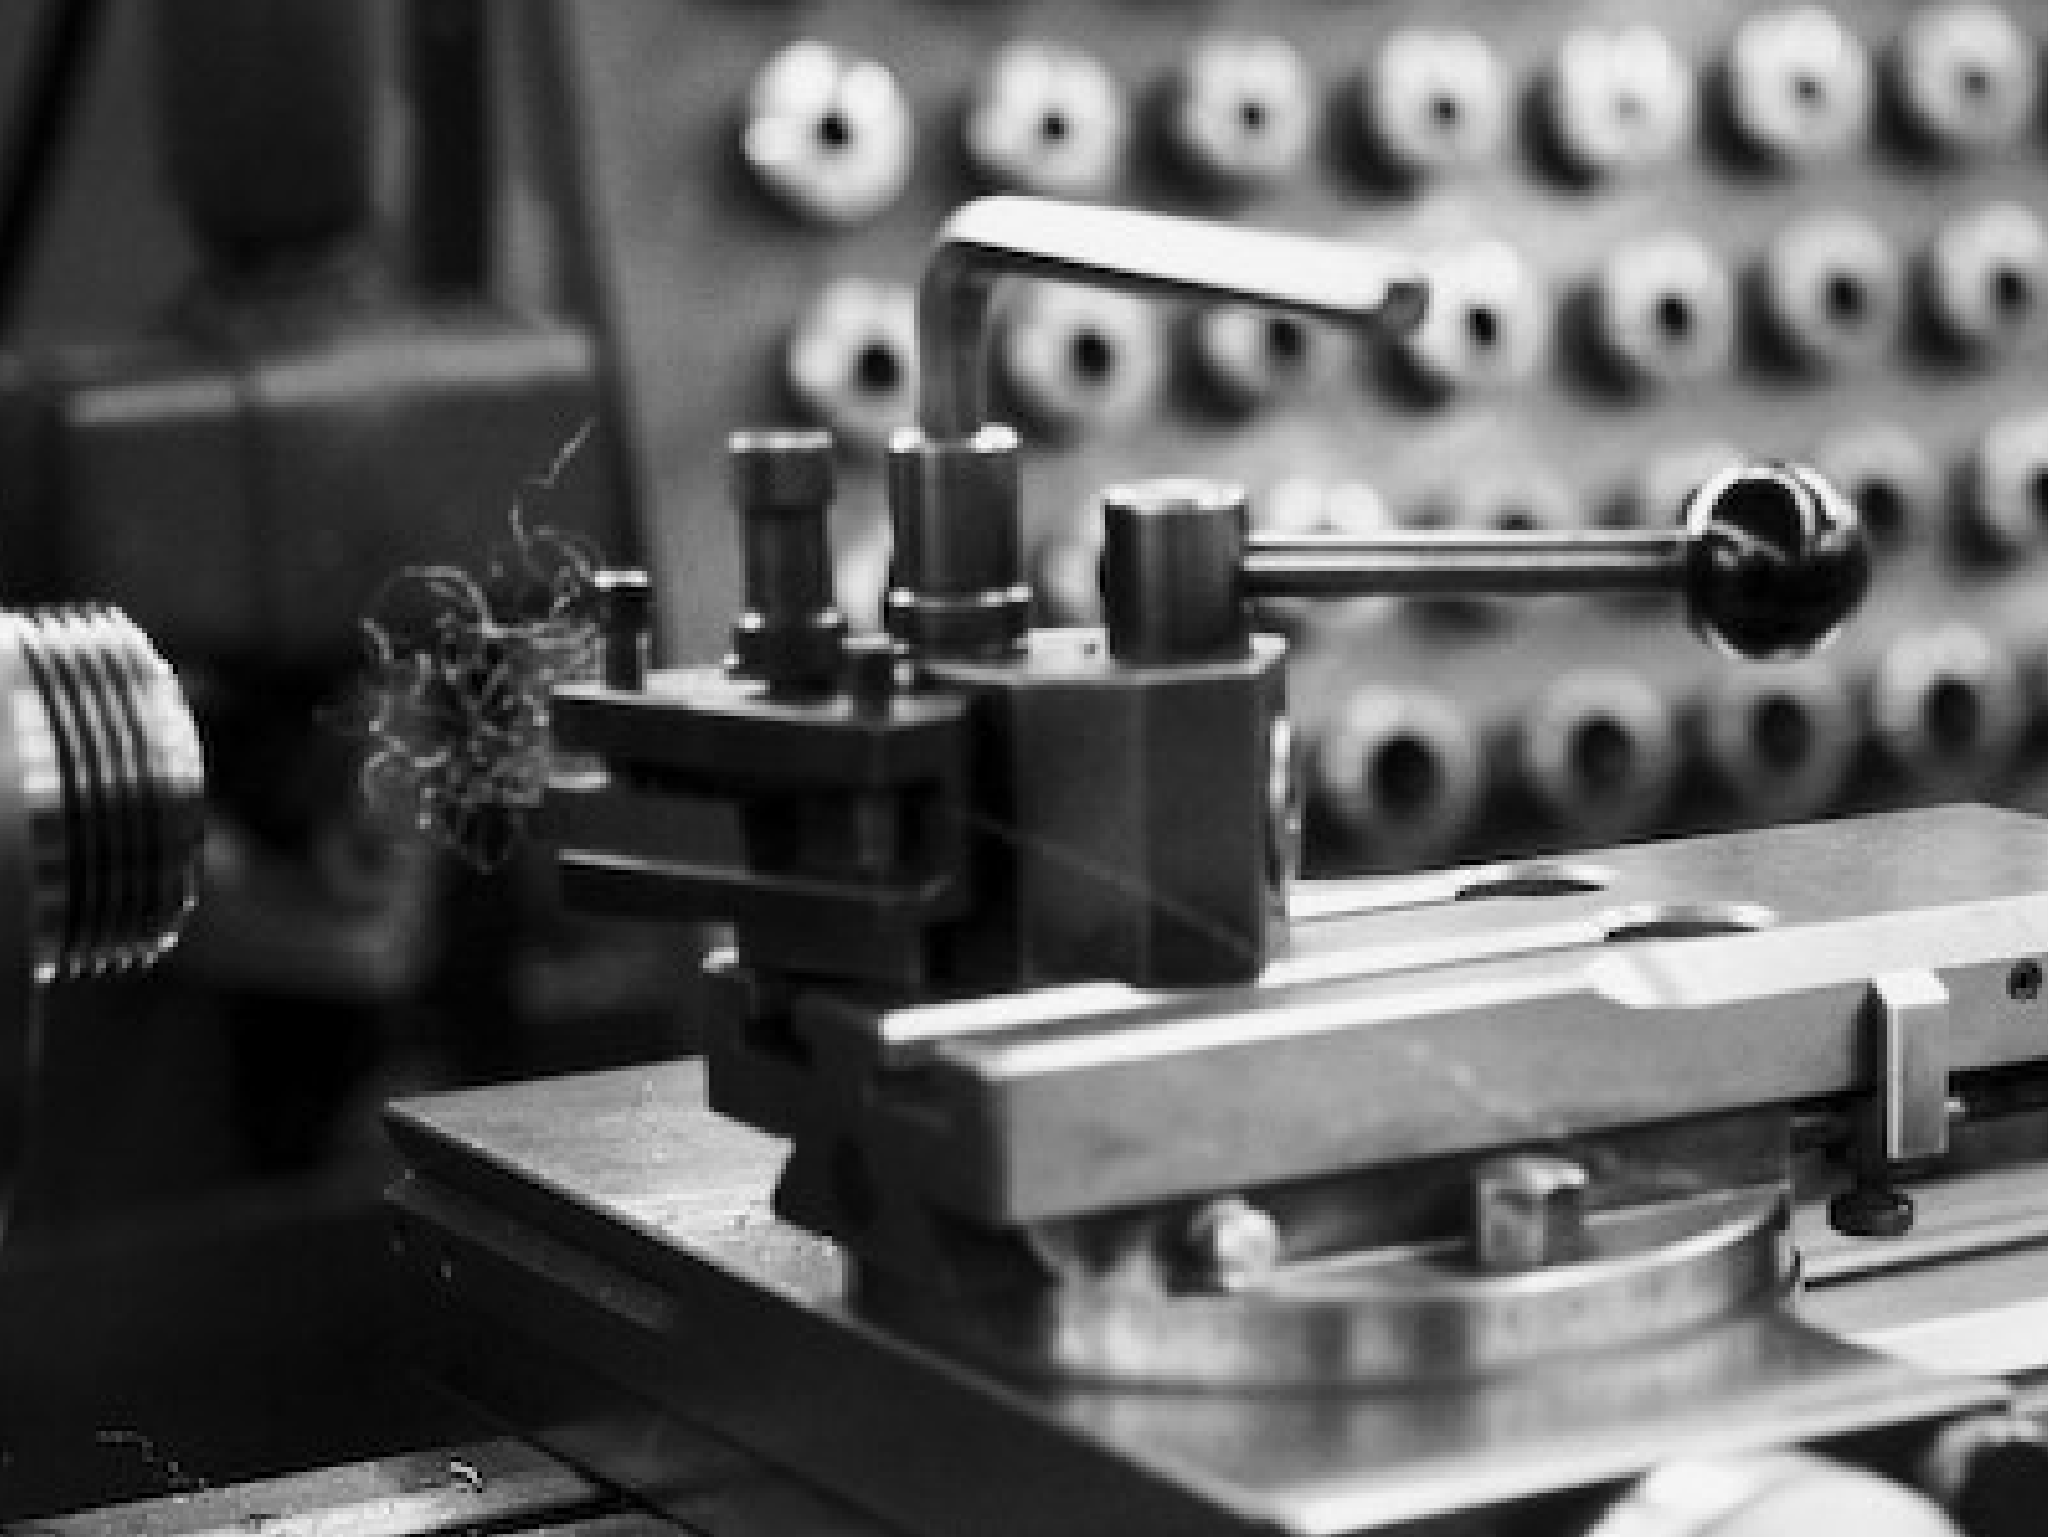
<box><xmin>1473</xmin><ymin>1151</ymin><xmax>1589</xmax><ymax>1272</ymax></box>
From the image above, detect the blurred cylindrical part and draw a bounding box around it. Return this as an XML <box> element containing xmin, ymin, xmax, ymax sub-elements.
<box><xmin>1544</xmin><ymin>26</ymin><xmax>1694</xmax><ymax>180</ymax></box>
<box><xmin>1189</xmin><ymin>304</ymin><xmax>1329</xmax><ymax>411</ymax></box>
<box><xmin>1892</xmin><ymin>2</ymin><xmax>2036</xmax><ymax>155</ymax></box>
<box><xmin>965</xmin><ymin>42</ymin><xmax>1127</xmax><ymax>197</ymax></box>
<box><xmin>1725</xmin><ymin>7</ymin><xmax>1872</xmax><ymax>166</ymax></box>
<box><xmin>743</xmin><ymin>41</ymin><xmax>914</xmax><ymax>226</ymax></box>
<box><xmin>1922</xmin><ymin>203</ymin><xmax>2048</xmax><ymax>357</ymax></box>
<box><xmin>1814</xmin><ymin>422</ymin><xmax>1940</xmax><ymax>556</ymax></box>
<box><xmin>1759</xmin><ymin>211</ymin><xmax>1904</xmax><ymax>372</ymax></box>
<box><xmin>1590</xmin><ymin>232</ymin><xmax>1737</xmax><ymax>388</ymax></box>
<box><xmin>4</xmin><ymin>606</ymin><xmax>204</xmax><ymax>982</ymax></box>
<box><xmin>785</xmin><ymin>278</ymin><xmax>917</xmax><ymax>449</ymax></box>
<box><xmin>1164</xmin><ymin>36</ymin><xmax>1314</xmax><ymax>192</ymax></box>
<box><xmin>1694</xmin><ymin>663</ymin><xmax>1857</xmax><ymax>822</ymax></box>
<box><xmin>1396</xmin><ymin>240</ymin><xmax>1546</xmax><ymax>392</ymax></box>
<box><xmin>1868</xmin><ymin>624</ymin><xmax>2026</xmax><ymax>796</ymax></box>
<box><xmin>998</xmin><ymin>283</ymin><xmax>1159</xmax><ymax>432</ymax></box>
<box><xmin>1518</xmin><ymin>669</ymin><xmax>1680</xmax><ymax>838</ymax></box>
<box><xmin>1966</xmin><ymin>407</ymin><xmax>2048</xmax><ymax>559</ymax></box>
<box><xmin>1354</xmin><ymin>29</ymin><xmax>1507</xmax><ymax>180</ymax></box>
<box><xmin>1313</xmin><ymin>686</ymin><xmax>1485</xmax><ymax>866</ymax></box>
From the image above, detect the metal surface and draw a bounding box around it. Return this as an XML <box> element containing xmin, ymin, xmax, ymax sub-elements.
<box><xmin>386</xmin><ymin>1061</ymin><xmax>2005</xmax><ymax>1537</ymax></box>
<box><xmin>916</xmin><ymin>628</ymin><xmax>1289</xmax><ymax>986</ymax></box>
<box><xmin>813</xmin><ymin>806</ymin><xmax>2048</xmax><ymax>1224</ymax></box>
<box><xmin>857</xmin><ymin>1185</ymin><xmax>1790</xmax><ymax>1387</ymax></box>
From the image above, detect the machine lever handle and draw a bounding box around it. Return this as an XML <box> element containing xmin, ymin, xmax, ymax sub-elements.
<box><xmin>916</xmin><ymin>197</ymin><xmax>1425</xmax><ymax>439</ymax></box>
<box><xmin>1239</xmin><ymin>463</ymin><xmax>1868</xmax><ymax>661</ymax></box>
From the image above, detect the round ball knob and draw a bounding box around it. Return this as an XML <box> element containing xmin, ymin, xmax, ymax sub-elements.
<box><xmin>1681</xmin><ymin>462</ymin><xmax>1869</xmax><ymax>661</ymax></box>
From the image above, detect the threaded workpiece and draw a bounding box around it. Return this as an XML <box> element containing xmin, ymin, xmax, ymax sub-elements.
<box><xmin>7</xmin><ymin>607</ymin><xmax>204</xmax><ymax>982</ymax></box>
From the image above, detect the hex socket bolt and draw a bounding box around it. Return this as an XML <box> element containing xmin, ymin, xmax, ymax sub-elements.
<box><xmin>1243</xmin><ymin>463</ymin><xmax>1868</xmax><ymax>662</ymax></box>
<box><xmin>727</xmin><ymin>429</ymin><xmax>847</xmax><ymax>691</ymax></box>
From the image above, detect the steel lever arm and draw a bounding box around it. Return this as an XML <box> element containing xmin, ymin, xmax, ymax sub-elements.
<box><xmin>915</xmin><ymin>197</ymin><xmax>1425</xmax><ymax>439</ymax></box>
<box><xmin>890</xmin><ymin>200</ymin><xmax>1424</xmax><ymax>654</ymax></box>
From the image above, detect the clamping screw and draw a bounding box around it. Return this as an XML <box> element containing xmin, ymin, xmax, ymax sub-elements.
<box><xmin>727</xmin><ymin>429</ymin><xmax>848</xmax><ymax>692</ymax></box>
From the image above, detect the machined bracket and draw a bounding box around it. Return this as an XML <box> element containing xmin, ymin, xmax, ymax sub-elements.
<box><xmin>1829</xmin><ymin>968</ymin><xmax>1952</xmax><ymax>1238</ymax></box>
<box><xmin>1869</xmin><ymin>969</ymin><xmax>1953</xmax><ymax>1166</ymax></box>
